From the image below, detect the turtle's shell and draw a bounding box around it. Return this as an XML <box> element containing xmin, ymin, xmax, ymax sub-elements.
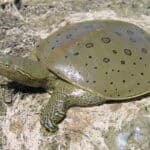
<box><xmin>35</xmin><ymin>20</ymin><xmax>150</xmax><ymax>100</ymax></box>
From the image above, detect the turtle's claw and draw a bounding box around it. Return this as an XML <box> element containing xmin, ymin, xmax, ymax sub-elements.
<box><xmin>40</xmin><ymin>115</ymin><xmax>58</xmax><ymax>132</ymax></box>
<box><xmin>40</xmin><ymin>93</ymin><xmax>67</xmax><ymax>132</ymax></box>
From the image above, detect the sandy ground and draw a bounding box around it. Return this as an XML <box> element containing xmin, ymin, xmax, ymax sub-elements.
<box><xmin>0</xmin><ymin>0</ymin><xmax>150</xmax><ymax>150</ymax></box>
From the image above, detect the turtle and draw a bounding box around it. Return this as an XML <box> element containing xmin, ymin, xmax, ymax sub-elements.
<box><xmin>0</xmin><ymin>20</ymin><xmax>149</xmax><ymax>132</ymax></box>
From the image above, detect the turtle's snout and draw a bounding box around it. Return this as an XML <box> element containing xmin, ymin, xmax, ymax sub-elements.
<box><xmin>0</xmin><ymin>55</ymin><xmax>13</xmax><ymax>72</ymax></box>
<box><xmin>0</xmin><ymin>56</ymin><xmax>13</xmax><ymax>76</ymax></box>
<box><xmin>0</xmin><ymin>55</ymin><xmax>18</xmax><ymax>82</ymax></box>
<box><xmin>0</xmin><ymin>55</ymin><xmax>49</xmax><ymax>88</ymax></box>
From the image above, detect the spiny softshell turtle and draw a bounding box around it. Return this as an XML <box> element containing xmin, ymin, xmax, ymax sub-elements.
<box><xmin>0</xmin><ymin>20</ymin><xmax>149</xmax><ymax>132</ymax></box>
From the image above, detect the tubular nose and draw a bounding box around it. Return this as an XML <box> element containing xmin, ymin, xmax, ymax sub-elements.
<box><xmin>0</xmin><ymin>55</ymin><xmax>11</xmax><ymax>66</ymax></box>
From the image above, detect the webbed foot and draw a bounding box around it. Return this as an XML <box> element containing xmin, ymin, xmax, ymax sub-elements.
<box><xmin>40</xmin><ymin>94</ymin><xmax>67</xmax><ymax>132</ymax></box>
<box><xmin>40</xmin><ymin>115</ymin><xmax>59</xmax><ymax>132</ymax></box>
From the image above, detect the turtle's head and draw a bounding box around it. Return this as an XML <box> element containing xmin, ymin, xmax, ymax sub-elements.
<box><xmin>0</xmin><ymin>55</ymin><xmax>49</xmax><ymax>88</ymax></box>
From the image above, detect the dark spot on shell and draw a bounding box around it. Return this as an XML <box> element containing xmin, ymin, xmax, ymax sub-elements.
<box><xmin>112</xmin><ymin>69</ymin><xmax>114</xmax><ymax>72</ymax></box>
<box><xmin>140</xmin><ymin>73</ymin><xmax>144</xmax><ymax>75</ymax></box>
<box><xmin>86</xmin><ymin>80</ymin><xmax>89</xmax><ymax>83</ymax></box>
<box><xmin>85</xmin><ymin>63</ymin><xmax>88</xmax><ymax>66</ymax></box>
<box><xmin>105</xmin><ymin>72</ymin><xmax>108</xmax><ymax>75</ymax></box>
<box><xmin>115</xmin><ymin>89</ymin><xmax>117</xmax><ymax>91</ymax></box>
<box><xmin>118</xmin><ymin>94</ymin><xmax>120</xmax><ymax>97</ymax></box>
<box><xmin>127</xmin><ymin>30</ymin><xmax>134</xmax><ymax>35</ymax></box>
<box><xmin>65</xmin><ymin>56</ymin><xmax>68</xmax><ymax>58</ymax></box>
<box><xmin>141</xmin><ymin>48</ymin><xmax>147</xmax><ymax>54</ymax></box>
<box><xmin>94</xmin><ymin>66</ymin><xmax>98</xmax><ymax>69</ymax></box>
<box><xmin>137</xmin><ymin>82</ymin><xmax>140</xmax><ymax>85</ymax></box>
<box><xmin>133</xmin><ymin>62</ymin><xmax>136</xmax><ymax>65</ymax></box>
<box><xmin>124</xmin><ymin>49</ymin><xmax>132</xmax><ymax>56</ymax></box>
<box><xmin>51</xmin><ymin>46</ymin><xmax>55</xmax><ymax>50</ymax></box>
<box><xmin>112</xmin><ymin>50</ymin><xmax>117</xmax><ymax>54</ymax></box>
<box><xmin>129</xmin><ymin>37</ymin><xmax>136</xmax><ymax>43</ymax></box>
<box><xmin>88</xmin><ymin>56</ymin><xmax>92</xmax><ymax>59</ymax></box>
<box><xmin>115</xmin><ymin>31</ymin><xmax>121</xmax><ymax>36</ymax></box>
<box><xmin>104</xmin><ymin>90</ymin><xmax>107</xmax><ymax>92</ymax></box>
<box><xmin>101</xmin><ymin>37</ymin><xmax>111</xmax><ymax>44</ymax></box>
<box><xmin>103</xmin><ymin>57</ymin><xmax>110</xmax><ymax>63</ymax></box>
<box><xmin>73</xmin><ymin>52</ymin><xmax>79</xmax><ymax>56</ymax></box>
<box><xmin>128</xmin><ymin>90</ymin><xmax>131</xmax><ymax>92</ymax></box>
<box><xmin>123</xmin><ymin>80</ymin><xmax>126</xmax><ymax>83</ymax></box>
<box><xmin>120</xmin><ymin>60</ymin><xmax>125</xmax><ymax>64</ymax></box>
<box><xmin>110</xmin><ymin>82</ymin><xmax>113</xmax><ymax>85</ymax></box>
<box><xmin>93</xmin><ymin>81</ymin><xmax>96</xmax><ymax>83</ymax></box>
<box><xmin>66</xmin><ymin>34</ymin><xmax>72</xmax><ymax>39</ymax></box>
<box><xmin>36</xmin><ymin>44</ymin><xmax>40</xmax><ymax>48</ymax></box>
<box><xmin>117</xmin><ymin>70</ymin><xmax>120</xmax><ymax>72</ymax></box>
<box><xmin>85</xmin><ymin>42</ymin><xmax>94</xmax><ymax>48</ymax></box>
<box><xmin>139</xmin><ymin>57</ymin><xmax>142</xmax><ymax>60</ymax></box>
<box><xmin>131</xmin><ymin>74</ymin><xmax>134</xmax><ymax>76</ymax></box>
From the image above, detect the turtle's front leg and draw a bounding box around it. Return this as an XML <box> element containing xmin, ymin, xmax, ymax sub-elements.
<box><xmin>40</xmin><ymin>92</ymin><xmax>68</xmax><ymax>132</ymax></box>
<box><xmin>40</xmin><ymin>80</ymin><xmax>106</xmax><ymax>132</ymax></box>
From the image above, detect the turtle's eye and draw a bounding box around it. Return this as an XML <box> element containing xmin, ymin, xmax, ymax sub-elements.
<box><xmin>5</xmin><ymin>64</ymin><xmax>9</xmax><ymax>67</ymax></box>
<box><xmin>4</xmin><ymin>61</ymin><xmax>9</xmax><ymax>67</ymax></box>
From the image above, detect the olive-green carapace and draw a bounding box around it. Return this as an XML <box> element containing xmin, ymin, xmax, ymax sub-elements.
<box><xmin>0</xmin><ymin>20</ymin><xmax>149</xmax><ymax>132</ymax></box>
<box><xmin>36</xmin><ymin>20</ymin><xmax>150</xmax><ymax>100</ymax></box>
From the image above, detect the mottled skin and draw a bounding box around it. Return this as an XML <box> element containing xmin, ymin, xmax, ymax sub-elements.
<box><xmin>0</xmin><ymin>20</ymin><xmax>149</xmax><ymax>132</ymax></box>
